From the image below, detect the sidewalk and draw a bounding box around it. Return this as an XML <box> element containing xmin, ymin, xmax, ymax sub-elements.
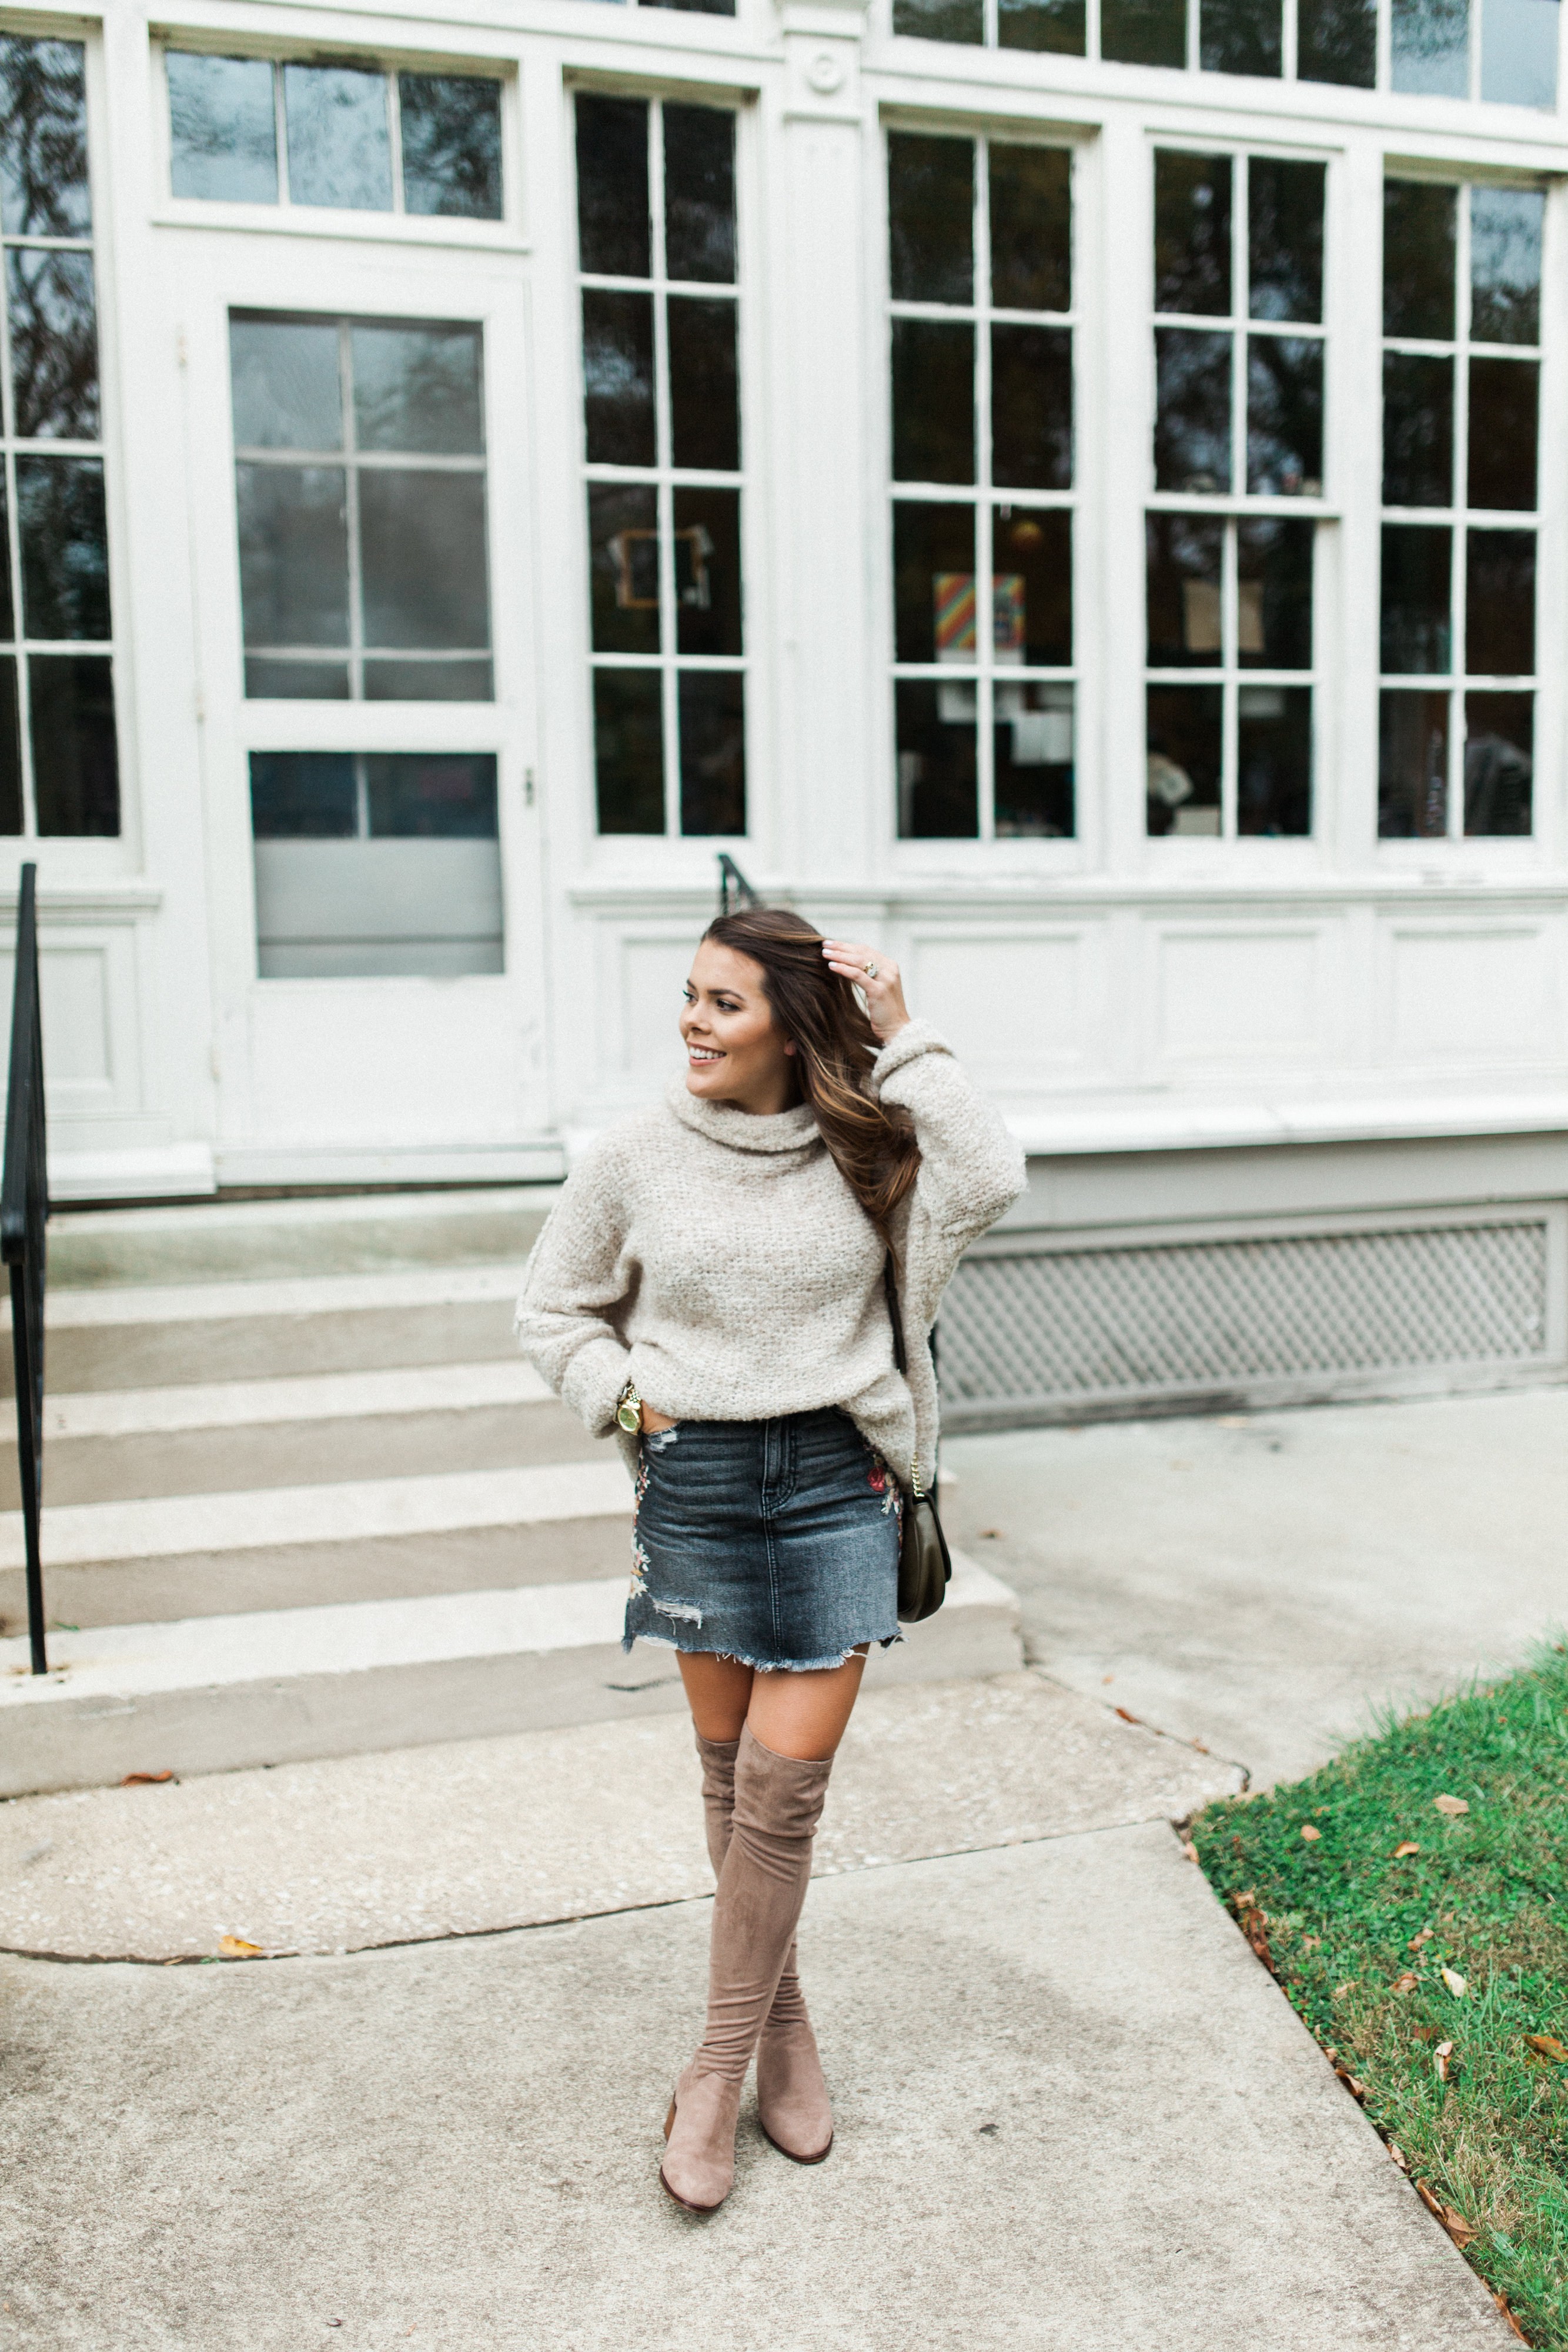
<box><xmin>4</xmin><ymin>1382</ymin><xmax>1553</xmax><ymax>2347</ymax></box>
<box><xmin>944</xmin><ymin>1385</ymin><xmax>1568</xmax><ymax>1788</ymax></box>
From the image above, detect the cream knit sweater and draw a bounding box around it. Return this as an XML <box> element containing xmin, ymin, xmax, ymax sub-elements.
<box><xmin>514</xmin><ymin>1020</ymin><xmax>1026</xmax><ymax>1486</ymax></box>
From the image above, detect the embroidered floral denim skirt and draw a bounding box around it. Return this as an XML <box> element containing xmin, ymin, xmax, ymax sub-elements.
<box><xmin>624</xmin><ymin>1406</ymin><xmax>902</xmax><ymax>1673</ymax></box>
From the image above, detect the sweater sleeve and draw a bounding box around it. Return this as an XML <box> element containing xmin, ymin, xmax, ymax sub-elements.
<box><xmin>514</xmin><ymin>1140</ymin><xmax>636</xmax><ymax>1439</ymax></box>
<box><xmin>872</xmin><ymin>1018</ymin><xmax>1027</xmax><ymax>1251</ymax></box>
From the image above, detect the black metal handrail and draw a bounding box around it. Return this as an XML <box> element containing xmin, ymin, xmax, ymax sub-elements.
<box><xmin>2</xmin><ymin>863</ymin><xmax>47</xmax><ymax>1675</ymax></box>
<box><xmin>716</xmin><ymin>853</ymin><xmax>760</xmax><ymax>914</ymax></box>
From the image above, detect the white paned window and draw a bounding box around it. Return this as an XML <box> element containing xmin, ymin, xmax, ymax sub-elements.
<box><xmin>1379</xmin><ymin>179</ymin><xmax>1541</xmax><ymax>837</ymax></box>
<box><xmin>248</xmin><ymin>751</ymin><xmax>502</xmax><ymax>978</ymax></box>
<box><xmin>889</xmin><ymin>0</ymin><xmax>1560</xmax><ymax>112</ymax></box>
<box><xmin>1145</xmin><ymin>148</ymin><xmax>1324</xmax><ymax>838</ymax></box>
<box><xmin>0</xmin><ymin>33</ymin><xmax>118</xmax><ymax>836</ymax></box>
<box><xmin>167</xmin><ymin>54</ymin><xmax>503</xmax><ymax>219</ymax></box>
<box><xmin>230</xmin><ymin>312</ymin><xmax>492</xmax><ymax>703</ymax></box>
<box><xmin>888</xmin><ymin>131</ymin><xmax>1075</xmax><ymax>840</ymax></box>
<box><xmin>576</xmin><ymin>94</ymin><xmax>745</xmax><ymax>837</ymax></box>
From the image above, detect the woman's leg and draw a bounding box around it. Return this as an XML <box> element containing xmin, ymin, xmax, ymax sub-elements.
<box><xmin>745</xmin><ymin>1647</ymin><xmax>868</xmax><ymax>1760</ymax></box>
<box><xmin>661</xmin><ymin>1650</ymin><xmax>869</xmax><ymax>2206</ymax></box>
<box><xmin>677</xmin><ymin>1650</ymin><xmax>753</xmax><ymax>1741</ymax></box>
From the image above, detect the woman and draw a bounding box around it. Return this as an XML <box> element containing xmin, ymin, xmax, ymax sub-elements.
<box><xmin>515</xmin><ymin>908</ymin><xmax>1024</xmax><ymax>2214</ymax></box>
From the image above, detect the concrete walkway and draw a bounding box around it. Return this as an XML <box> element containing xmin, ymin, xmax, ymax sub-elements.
<box><xmin>5</xmin><ymin>1384</ymin><xmax>1554</xmax><ymax>2347</ymax></box>
<box><xmin>944</xmin><ymin>1385</ymin><xmax>1568</xmax><ymax>1788</ymax></box>
<box><xmin>1</xmin><ymin>1826</ymin><xmax>1510</xmax><ymax>2350</ymax></box>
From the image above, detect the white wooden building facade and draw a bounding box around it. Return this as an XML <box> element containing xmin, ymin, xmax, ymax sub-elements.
<box><xmin>3</xmin><ymin>0</ymin><xmax>1567</xmax><ymax>1414</ymax></box>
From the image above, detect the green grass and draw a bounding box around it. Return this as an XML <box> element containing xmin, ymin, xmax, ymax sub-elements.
<box><xmin>1189</xmin><ymin>1642</ymin><xmax>1568</xmax><ymax>2347</ymax></box>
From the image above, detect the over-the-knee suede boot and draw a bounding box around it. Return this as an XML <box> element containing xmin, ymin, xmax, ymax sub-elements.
<box><xmin>696</xmin><ymin>1732</ymin><xmax>834</xmax><ymax>2165</ymax></box>
<box><xmin>662</xmin><ymin>1727</ymin><xmax>833</xmax><ymax>2211</ymax></box>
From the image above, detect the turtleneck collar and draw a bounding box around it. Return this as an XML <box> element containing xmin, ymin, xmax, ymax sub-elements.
<box><xmin>666</xmin><ymin>1078</ymin><xmax>821</xmax><ymax>1157</ymax></box>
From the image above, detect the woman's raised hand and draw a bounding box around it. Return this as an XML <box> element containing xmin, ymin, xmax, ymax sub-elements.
<box><xmin>821</xmin><ymin>941</ymin><xmax>911</xmax><ymax>1045</ymax></box>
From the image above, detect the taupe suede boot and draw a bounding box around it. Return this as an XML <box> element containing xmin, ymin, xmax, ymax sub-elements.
<box><xmin>696</xmin><ymin>1732</ymin><xmax>834</xmax><ymax>2164</ymax></box>
<box><xmin>661</xmin><ymin>1727</ymin><xmax>834</xmax><ymax>2212</ymax></box>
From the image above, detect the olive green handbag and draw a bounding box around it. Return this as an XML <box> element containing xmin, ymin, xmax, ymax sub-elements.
<box><xmin>882</xmin><ymin>1254</ymin><xmax>951</xmax><ymax>1623</ymax></box>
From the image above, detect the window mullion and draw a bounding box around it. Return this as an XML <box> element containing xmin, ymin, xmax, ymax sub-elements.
<box><xmin>1451</xmin><ymin>187</ymin><xmax>1470</xmax><ymax>837</ymax></box>
<box><xmin>8</xmin><ymin>450</ymin><xmax>34</xmax><ymax>838</ymax></box>
<box><xmin>1222</xmin><ymin>519</ymin><xmax>1238</xmax><ymax>836</ymax></box>
<box><xmin>387</xmin><ymin>72</ymin><xmax>404</xmax><ymax>217</ymax></box>
<box><xmin>975</xmin><ymin>137</ymin><xmax>994</xmax><ymax>840</ymax></box>
<box><xmin>273</xmin><ymin>64</ymin><xmax>290</xmax><ymax>206</ymax></box>
<box><xmin>649</xmin><ymin>103</ymin><xmax>680</xmax><ymax>838</ymax></box>
<box><xmin>341</xmin><ymin>322</ymin><xmax>364</xmax><ymax>701</ymax></box>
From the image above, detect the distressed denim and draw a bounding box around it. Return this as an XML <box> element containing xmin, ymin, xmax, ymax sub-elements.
<box><xmin>624</xmin><ymin>1408</ymin><xmax>902</xmax><ymax>1672</ymax></box>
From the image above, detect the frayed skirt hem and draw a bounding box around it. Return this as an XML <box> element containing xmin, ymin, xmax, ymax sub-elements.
<box><xmin>621</xmin><ymin>1622</ymin><xmax>904</xmax><ymax>1673</ymax></box>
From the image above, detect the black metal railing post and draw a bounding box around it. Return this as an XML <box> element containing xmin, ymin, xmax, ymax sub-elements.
<box><xmin>716</xmin><ymin>853</ymin><xmax>760</xmax><ymax>914</ymax></box>
<box><xmin>2</xmin><ymin>863</ymin><xmax>48</xmax><ymax>1674</ymax></box>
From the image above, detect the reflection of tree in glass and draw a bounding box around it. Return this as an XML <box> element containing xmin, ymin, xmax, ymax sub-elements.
<box><xmin>0</xmin><ymin>37</ymin><xmax>90</xmax><ymax>238</ymax></box>
<box><xmin>7</xmin><ymin>250</ymin><xmax>98</xmax><ymax>439</ymax></box>
<box><xmin>16</xmin><ymin>456</ymin><xmax>109</xmax><ymax>639</ymax></box>
<box><xmin>352</xmin><ymin>325</ymin><xmax>483</xmax><ymax>455</ymax></box>
<box><xmin>1154</xmin><ymin>329</ymin><xmax>1231</xmax><ymax>493</ymax></box>
<box><xmin>1390</xmin><ymin>0</ymin><xmax>1469</xmax><ymax>93</ymax></box>
<box><xmin>663</xmin><ymin>106</ymin><xmax>735</xmax><ymax>285</ymax></box>
<box><xmin>399</xmin><ymin>76</ymin><xmax>502</xmax><ymax>222</ymax></box>
<box><xmin>1470</xmin><ymin>189</ymin><xmax>1543</xmax><ymax>346</ymax></box>
<box><xmin>1247</xmin><ymin>337</ymin><xmax>1322</xmax><ymax>496</ymax></box>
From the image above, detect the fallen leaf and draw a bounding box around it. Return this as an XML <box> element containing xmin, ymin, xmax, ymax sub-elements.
<box><xmin>218</xmin><ymin>1936</ymin><xmax>263</xmax><ymax>1960</ymax></box>
<box><xmin>1412</xmin><ymin>2179</ymin><xmax>1475</xmax><ymax>2244</ymax></box>
<box><xmin>1524</xmin><ymin>2033</ymin><xmax>1568</xmax><ymax>2065</ymax></box>
<box><xmin>1302</xmin><ymin>1935</ymin><xmax>1321</xmax><ymax>1951</ymax></box>
<box><xmin>1392</xmin><ymin>1972</ymin><xmax>1418</xmax><ymax>1993</ymax></box>
<box><xmin>1411</xmin><ymin>2026</ymin><xmax>1438</xmax><ymax>2044</ymax></box>
<box><xmin>121</xmin><ymin>1771</ymin><xmax>174</xmax><ymax>1787</ymax></box>
<box><xmin>1409</xmin><ymin>1927</ymin><xmax>1434</xmax><ymax>1949</ymax></box>
<box><xmin>1113</xmin><ymin>1706</ymin><xmax>1140</xmax><ymax>1724</ymax></box>
<box><xmin>1435</xmin><ymin>2038</ymin><xmax>1455</xmax><ymax>2082</ymax></box>
<box><xmin>1181</xmin><ymin>1840</ymin><xmax>1199</xmax><ymax>1864</ymax></box>
<box><xmin>1433</xmin><ymin>1794</ymin><xmax>1470</xmax><ymax>1817</ymax></box>
<box><xmin>1300</xmin><ymin>1825</ymin><xmax>1322</xmax><ymax>1842</ymax></box>
<box><xmin>1191</xmin><ymin>1740</ymin><xmax>1209</xmax><ymax>1754</ymax></box>
<box><xmin>1232</xmin><ymin>1896</ymin><xmax>1273</xmax><ymax>1971</ymax></box>
<box><xmin>1496</xmin><ymin>2293</ymin><xmax>1529</xmax><ymax>2341</ymax></box>
<box><xmin>1440</xmin><ymin>1967</ymin><xmax>1467</xmax><ymax>1998</ymax></box>
<box><xmin>1331</xmin><ymin>2061</ymin><xmax>1366</xmax><ymax>2100</ymax></box>
<box><xmin>1393</xmin><ymin>1841</ymin><xmax>1420</xmax><ymax>1858</ymax></box>
<box><xmin>1388</xmin><ymin>2142</ymin><xmax>1410</xmax><ymax>2172</ymax></box>
<box><xmin>1333</xmin><ymin>1982</ymin><xmax>1352</xmax><ymax>1997</ymax></box>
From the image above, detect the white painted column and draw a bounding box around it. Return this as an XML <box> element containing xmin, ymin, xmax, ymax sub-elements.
<box><xmin>767</xmin><ymin>0</ymin><xmax>877</xmax><ymax>886</ymax></box>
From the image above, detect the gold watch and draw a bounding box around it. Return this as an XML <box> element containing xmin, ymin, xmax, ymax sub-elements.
<box><xmin>616</xmin><ymin>1379</ymin><xmax>643</xmax><ymax>1435</ymax></box>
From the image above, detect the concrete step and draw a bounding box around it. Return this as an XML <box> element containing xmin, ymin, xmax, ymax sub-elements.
<box><xmin>7</xmin><ymin>1267</ymin><xmax>530</xmax><ymax>1392</ymax></box>
<box><xmin>8</xmin><ymin>1398</ymin><xmax>602</xmax><ymax>1509</ymax></box>
<box><xmin>48</xmin><ymin>1187</ymin><xmax>560</xmax><ymax>1290</ymax></box>
<box><xmin>0</xmin><ymin>1549</ymin><xmax>1024</xmax><ymax>1795</ymax></box>
<box><xmin>0</xmin><ymin>1452</ymin><xmax>635</xmax><ymax>1631</ymax></box>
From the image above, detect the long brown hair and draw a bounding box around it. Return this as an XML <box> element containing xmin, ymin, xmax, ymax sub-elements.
<box><xmin>703</xmin><ymin>906</ymin><xmax>920</xmax><ymax>1236</ymax></box>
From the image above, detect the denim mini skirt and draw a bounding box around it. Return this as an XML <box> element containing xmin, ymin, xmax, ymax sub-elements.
<box><xmin>624</xmin><ymin>1407</ymin><xmax>903</xmax><ymax>1673</ymax></box>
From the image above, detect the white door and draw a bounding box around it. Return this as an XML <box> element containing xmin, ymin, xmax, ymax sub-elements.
<box><xmin>159</xmin><ymin>49</ymin><xmax>555</xmax><ymax>1184</ymax></box>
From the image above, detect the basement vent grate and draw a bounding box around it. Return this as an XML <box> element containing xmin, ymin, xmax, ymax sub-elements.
<box><xmin>938</xmin><ymin>1220</ymin><xmax>1550</xmax><ymax>1416</ymax></box>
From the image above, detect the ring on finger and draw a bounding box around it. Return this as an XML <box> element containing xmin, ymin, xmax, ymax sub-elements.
<box><xmin>862</xmin><ymin>961</ymin><xmax>878</xmax><ymax>978</ymax></box>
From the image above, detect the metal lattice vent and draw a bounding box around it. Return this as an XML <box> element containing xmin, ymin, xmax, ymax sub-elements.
<box><xmin>938</xmin><ymin>1220</ymin><xmax>1551</xmax><ymax>1424</ymax></box>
